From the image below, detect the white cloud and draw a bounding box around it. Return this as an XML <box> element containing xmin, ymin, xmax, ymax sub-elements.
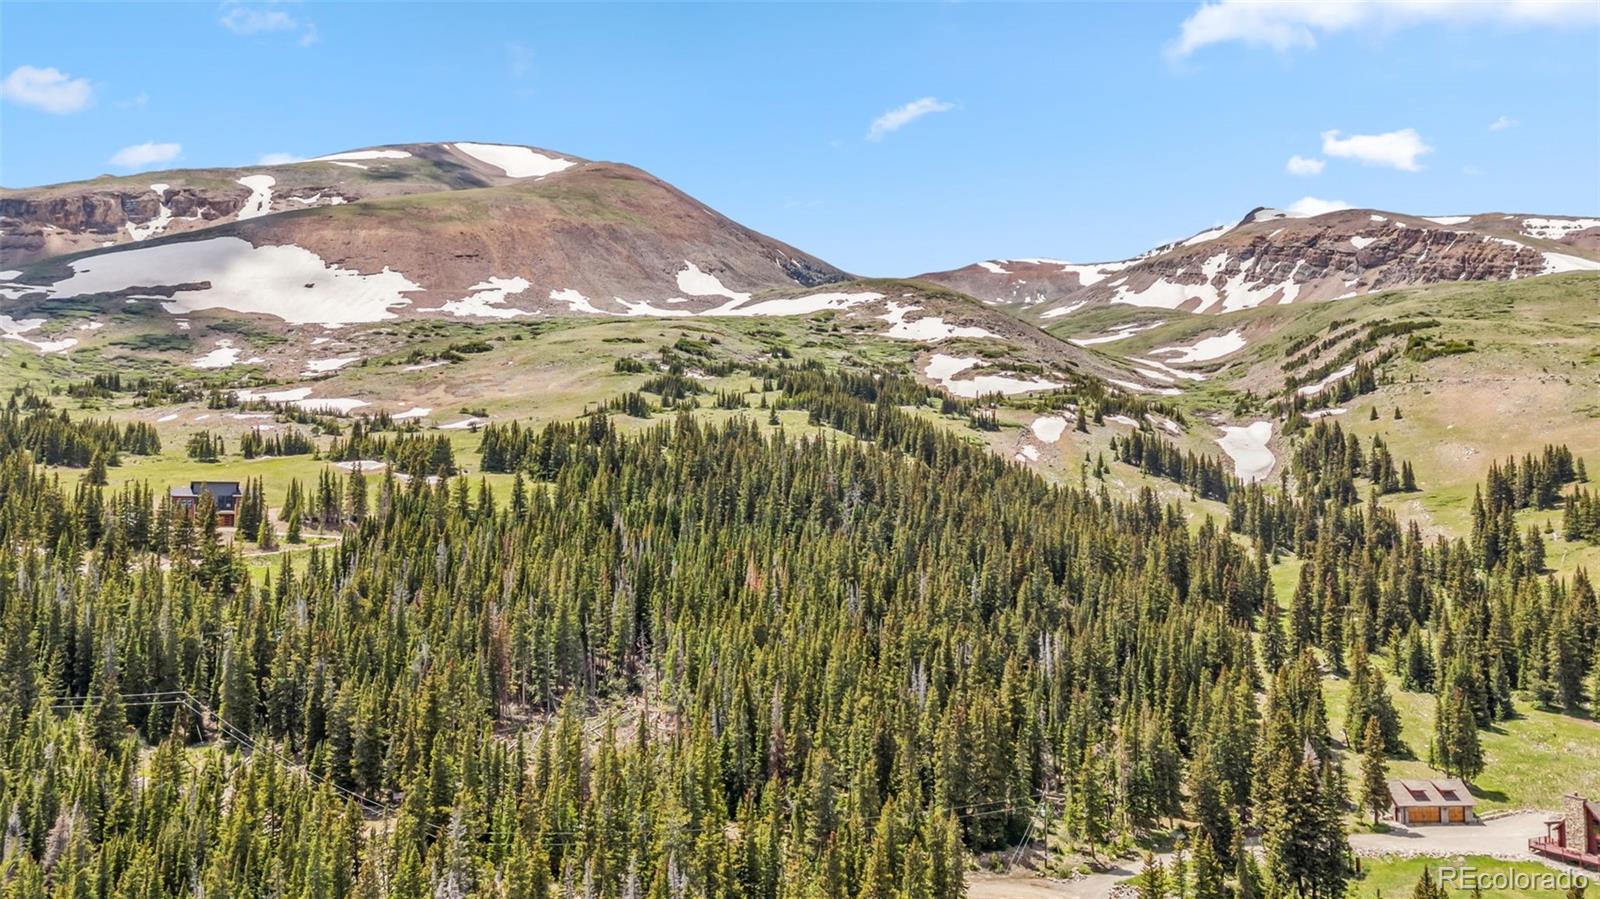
<box><xmin>110</xmin><ymin>142</ymin><xmax>183</xmax><ymax>169</ymax></box>
<box><xmin>219</xmin><ymin>3</ymin><xmax>318</xmax><ymax>45</ymax></box>
<box><xmin>257</xmin><ymin>152</ymin><xmax>301</xmax><ymax>166</ymax></box>
<box><xmin>867</xmin><ymin>97</ymin><xmax>955</xmax><ymax>141</ymax></box>
<box><xmin>1287</xmin><ymin>196</ymin><xmax>1352</xmax><ymax>217</ymax></box>
<box><xmin>1286</xmin><ymin>155</ymin><xmax>1325</xmax><ymax>176</ymax></box>
<box><xmin>220</xmin><ymin>5</ymin><xmax>295</xmax><ymax>34</ymax></box>
<box><xmin>507</xmin><ymin>42</ymin><xmax>533</xmax><ymax>80</ymax></box>
<box><xmin>1169</xmin><ymin>0</ymin><xmax>1599</xmax><ymax>58</ymax></box>
<box><xmin>1</xmin><ymin>65</ymin><xmax>93</xmax><ymax>114</ymax></box>
<box><xmin>1321</xmin><ymin>128</ymin><xmax>1432</xmax><ymax>171</ymax></box>
<box><xmin>1489</xmin><ymin>115</ymin><xmax>1518</xmax><ymax>132</ymax></box>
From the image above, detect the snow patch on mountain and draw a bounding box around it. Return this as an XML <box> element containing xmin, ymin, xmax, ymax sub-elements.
<box><xmin>617</xmin><ymin>298</ymin><xmax>694</xmax><ymax>318</ymax></box>
<box><xmin>304</xmin><ymin>356</ymin><xmax>360</xmax><ymax>375</ymax></box>
<box><xmin>1521</xmin><ymin>217</ymin><xmax>1600</xmax><ymax>241</ymax></box>
<box><xmin>551</xmin><ymin>288</ymin><xmax>608</xmax><ymax>315</ymax></box>
<box><xmin>1109</xmin><ymin>253</ymin><xmax>1302</xmax><ymax>313</ymax></box>
<box><xmin>878</xmin><ymin>301</ymin><xmax>997</xmax><ymax>342</ymax></box>
<box><xmin>1542</xmin><ymin>252</ymin><xmax>1600</xmax><ymax>274</ymax></box>
<box><xmin>1131</xmin><ymin>356</ymin><xmax>1206</xmax><ymax>382</ymax></box>
<box><xmin>452</xmin><ymin>142</ymin><xmax>574</xmax><ymax>178</ymax></box>
<box><xmin>1298</xmin><ymin>363</ymin><xmax>1356</xmax><ymax>396</ymax></box>
<box><xmin>1061</xmin><ymin>261</ymin><xmax>1137</xmax><ymax>287</ymax></box>
<box><xmin>235</xmin><ymin>175</ymin><xmax>275</xmax><ymax>220</ymax></box>
<box><xmin>51</xmin><ymin>236</ymin><xmax>421</xmax><ymax>325</ymax></box>
<box><xmin>1030</xmin><ymin>416</ymin><xmax>1068</xmax><ymax>444</ymax></box>
<box><xmin>1070</xmin><ymin>321</ymin><xmax>1164</xmax><ymax>346</ymax></box>
<box><xmin>1107</xmin><ymin>379</ymin><xmax>1181</xmax><ymax>396</ymax></box>
<box><xmin>677</xmin><ymin>262</ymin><xmax>750</xmax><ymax>304</ymax></box>
<box><xmin>710</xmin><ymin>291</ymin><xmax>882</xmax><ymax>318</ymax></box>
<box><xmin>422</xmin><ymin>277</ymin><xmax>534</xmax><ymax>318</ymax></box>
<box><xmin>235</xmin><ymin>386</ymin><xmax>366</xmax><ymax>415</ymax></box>
<box><xmin>308</xmin><ymin>149</ymin><xmax>412</xmax><ymax>163</ymax></box>
<box><xmin>1148</xmin><ymin>329</ymin><xmax>1247</xmax><ymax>364</ymax></box>
<box><xmin>290</xmin><ymin>192</ymin><xmax>349</xmax><ymax>207</ymax></box>
<box><xmin>1217</xmin><ymin>421</ymin><xmax>1275</xmax><ymax>483</ymax></box>
<box><xmin>192</xmin><ymin>340</ymin><xmax>243</xmax><ymax>369</ymax></box>
<box><xmin>924</xmin><ymin>354</ymin><xmax>1060</xmax><ymax>398</ymax></box>
<box><xmin>0</xmin><ymin>315</ymin><xmax>76</xmax><ymax>353</ymax></box>
<box><xmin>1040</xmin><ymin>301</ymin><xmax>1088</xmax><ymax>320</ymax></box>
<box><xmin>1182</xmin><ymin>223</ymin><xmax>1231</xmax><ymax>246</ymax></box>
<box><xmin>295</xmin><ymin>397</ymin><xmax>368</xmax><ymax>414</ymax></box>
<box><xmin>237</xmin><ymin>386</ymin><xmax>312</xmax><ymax>403</ymax></box>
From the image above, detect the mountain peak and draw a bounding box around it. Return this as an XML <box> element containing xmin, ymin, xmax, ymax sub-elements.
<box><xmin>1239</xmin><ymin>206</ymin><xmax>1291</xmax><ymax>225</ymax></box>
<box><xmin>917</xmin><ymin>209</ymin><xmax>1600</xmax><ymax>316</ymax></box>
<box><xmin>0</xmin><ymin>140</ymin><xmax>847</xmax><ymax>320</ymax></box>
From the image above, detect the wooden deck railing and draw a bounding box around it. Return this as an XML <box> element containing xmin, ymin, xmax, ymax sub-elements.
<box><xmin>1529</xmin><ymin>838</ymin><xmax>1600</xmax><ymax>871</ymax></box>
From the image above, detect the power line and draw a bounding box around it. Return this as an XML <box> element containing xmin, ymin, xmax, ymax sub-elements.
<box><xmin>50</xmin><ymin>689</ymin><xmax>392</xmax><ymax>815</ymax></box>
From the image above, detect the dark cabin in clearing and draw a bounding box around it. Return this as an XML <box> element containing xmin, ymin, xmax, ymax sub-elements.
<box><xmin>1385</xmin><ymin>778</ymin><xmax>1476</xmax><ymax>825</ymax></box>
<box><xmin>1532</xmin><ymin>794</ymin><xmax>1600</xmax><ymax>871</ymax></box>
<box><xmin>169</xmin><ymin>481</ymin><xmax>242</xmax><ymax>527</ymax></box>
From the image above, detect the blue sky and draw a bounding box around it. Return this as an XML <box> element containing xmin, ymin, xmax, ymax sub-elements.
<box><xmin>3</xmin><ymin>1</ymin><xmax>1597</xmax><ymax>275</ymax></box>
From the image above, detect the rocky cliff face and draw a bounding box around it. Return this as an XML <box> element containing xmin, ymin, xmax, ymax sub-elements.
<box><xmin>1</xmin><ymin>187</ymin><xmax>251</xmax><ymax>263</ymax></box>
<box><xmin>0</xmin><ymin>187</ymin><xmax>243</xmax><ymax>232</ymax></box>
<box><xmin>920</xmin><ymin>209</ymin><xmax>1600</xmax><ymax>318</ymax></box>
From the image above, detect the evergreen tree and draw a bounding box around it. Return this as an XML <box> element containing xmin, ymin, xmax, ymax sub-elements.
<box><xmin>1234</xmin><ymin>831</ymin><xmax>1261</xmax><ymax>899</ymax></box>
<box><xmin>1192</xmin><ymin>832</ymin><xmax>1225</xmax><ymax>899</ymax></box>
<box><xmin>87</xmin><ymin>639</ymin><xmax>127</xmax><ymax>751</ymax></box>
<box><xmin>1410</xmin><ymin>866</ymin><xmax>1444</xmax><ymax>899</ymax></box>
<box><xmin>1138</xmin><ymin>854</ymin><xmax>1164</xmax><ymax>899</ymax></box>
<box><xmin>1359</xmin><ymin>717</ymin><xmax>1390</xmax><ymax>826</ymax></box>
<box><xmin>218</xmin><ymin>644</ymin><xmax>257</xmax><ymax>744</ymax></box>
<box><xmin>1433</xmin><ymin>686</ymin><xmax>1484</xmax><ymax>782</ymax></box>
<box><xmin>345</xmin><ymin>466</ymin><xmax>367</xmax><ymax>523</ymax></box>
<box><xmin>86</xmin><ymin>450</ymin><xmax>109</xmax><ymax>486</ymax></box>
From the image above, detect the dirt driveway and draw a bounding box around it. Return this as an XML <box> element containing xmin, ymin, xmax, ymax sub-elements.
<box><xmin>1348</xmin><ymin>810</ymin><xmax>1551</xmax><ymax>859</ymax></box>
<box><xmin>967</xmin><ymin>854</ymin><xmax>1157</xmax><ymax>899</ymax></box>
<box><xmin>969</xmin><ymin>813</ymin><xmax>1566</xmax><ymax>898</ymax></box>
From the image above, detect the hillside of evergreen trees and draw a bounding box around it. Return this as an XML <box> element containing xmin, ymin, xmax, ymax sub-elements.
<box><xmin>0</xmin><ymin>368</ymin><xmax>1595</xmax><ymax>899</ymax></box>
